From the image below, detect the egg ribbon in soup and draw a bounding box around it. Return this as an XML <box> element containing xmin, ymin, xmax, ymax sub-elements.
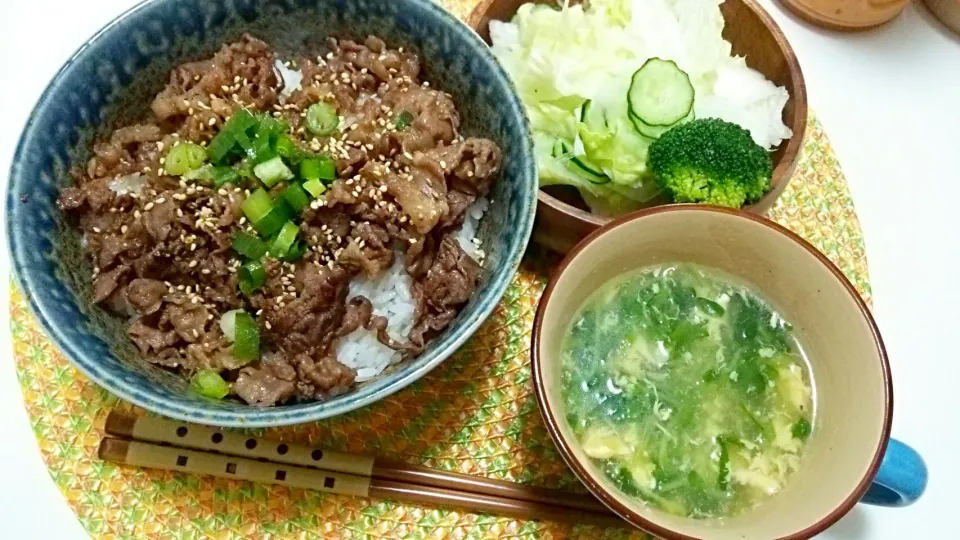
<box><xmin>561</xmin><ymin>264</ymin><xmax>814</xmax><ymax>519</ymax></box>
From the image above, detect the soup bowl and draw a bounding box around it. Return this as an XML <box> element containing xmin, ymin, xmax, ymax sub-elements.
<box><xmin>531</xmin><ymin>206</ymin><xmax>926</xmax><ymax>538</ymax></box>
<box><xmin>6</xmin><ymin>0</ymin><xmax>537</xmax><ymax>427</ymax></box>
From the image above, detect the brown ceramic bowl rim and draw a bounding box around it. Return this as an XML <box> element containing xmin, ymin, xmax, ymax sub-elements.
<box><xmin>530</xmin><ymin>205</ymin><xmax>893</xmax><ymax>539</ymax></box>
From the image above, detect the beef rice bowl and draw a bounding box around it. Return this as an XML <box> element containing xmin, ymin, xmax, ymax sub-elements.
<box><xmin>56</xmin><ymin>34</ymin><xmax>502</xmax><ymax>407</ymax></box>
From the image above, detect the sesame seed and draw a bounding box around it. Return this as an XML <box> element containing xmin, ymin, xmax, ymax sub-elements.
<box><xmin>188</xmin><ymin>260</ymin><xmax>198</xmax><ymax>268</ymax></box>
<box><xmin>208</xmin><ymin>118</ymin><xmax>217</xmax><ymax>126</ymax></box>
<box><xmin>92</xmin><ymin>227</ymin><xmax>102</xmax><ymax>233</ymax></box>
<box><xmin>144</xmin><ymin>202</ymin><xmax>155</xmax><ymax>211</ymax></box>
<box><xmin>440</xmin><ymin>161</ymin><xmax>447</xmax><ymax>168</ymax></box>
<box><xmin>155</xmin><ymin>197</ymin><xmax>166</xmax><ymax>204</ymax></box>
<box><xmin>409</xmin><ymin>238</ymin><xmax>417</xmax><ymax>244</ymax></box>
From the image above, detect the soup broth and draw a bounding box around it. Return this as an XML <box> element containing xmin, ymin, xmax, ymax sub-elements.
<box><xmin>561</xmin><ymin>264</ymin><xmax>814</xmax><ymax>519</ymax></box>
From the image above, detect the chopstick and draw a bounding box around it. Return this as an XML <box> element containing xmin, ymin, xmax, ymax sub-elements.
<box><xmin>102</xmin><ymin>412</ymin><xmax>624</xmax><ymax>527</ymax></box>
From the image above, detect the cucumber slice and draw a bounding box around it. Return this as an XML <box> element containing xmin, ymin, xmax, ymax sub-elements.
<box><xmin>631</xmin><ymin>108</ymin><xmax>695</xmax><ymax>140</ymax></box>
<box><xmin>581</xmin><ymin>99</ymin><xmax>609</xmax><ymax>131</ymax></box>
<box><xmin>551</xmin><ymin>139</ymin><xmax>610</xmax><ymax>185</ymax></box>
<box><xmin>627</xmin><ymin>58</ymin><xmax>695</xmax><ymax>127</ymax></box>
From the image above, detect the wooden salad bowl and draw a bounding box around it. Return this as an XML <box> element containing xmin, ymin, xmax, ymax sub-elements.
<box><xmin>469</xmin><ymin>0</ymin><xmax>808</xmax><ymax>253</ymax></box>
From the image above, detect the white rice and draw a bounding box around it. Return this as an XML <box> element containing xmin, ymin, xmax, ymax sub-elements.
<box><xmin>274</xmin><ymin>60</ymin><xmax>303</xmax><ymax>101</ymax></box>
<box><xmin>335</xmin><ymin>197</ymin><xmax>488</xmax><ymax>381</ymax></box>
<box><xmin>108</xmin><ymin>172</ymin><xmax>147</xmax><ymax>196</ymax></box>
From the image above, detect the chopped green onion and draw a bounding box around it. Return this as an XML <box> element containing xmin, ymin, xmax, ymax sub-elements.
<box><xmin>239</xmin><ymin>259</ymin><xmax>267</xmax><ymax>295</ymax></box>
<box><xmin>282</xmin><ymin>183</ymin><xmax>310</xmax><ymax>213</ymax></box>
<box><xmin>284</xmin><ymin>240</ymin><xmax>307</xmax><ymax>262</ymax></box>
<box><xmin>165</xmin><ymin>142</ymin><xmax>208</xmax><ymax>175</ymax></box>
<box><xmin>207</xmin><ymin>108</ymin><xmax>257</xmax><ymax>163</ymax></box>
<box><xmin>212</xmin><ymin>166</ymin><xmax>241</xmax><ymax>187</ymax></box>
<box><xmin>190</xmin><ymin>369</ymin><xmax>231</xmax><ymax>399</ymax></box>
<box><xmin>252</xmin><ymin>116</ymin><xmax>287</xmax><ymax>164</ymax></box>
<box><xmin>696</xmin><ymin>298</ymin><xmax>725</xmax><ymax>317</ymax></box>
<box><xmin>232</xmin><ymin>312</ymin><xmax>260</xmax><ymax>363</ymax></box>
<box><xmin>394</xmin><ymin>110</ymin><xmax>414</xmax><ymax>130</ymax></box>
<box><xmin>235</xmin><ymin>159</ymin><xmax>255</xmax><ymax>180</ymax></box>
<box><xmin>219</xmin><ymin>309</ymin><xmax>242</xmax><ymax>341</ymax></box>
<box><xmin>234</xmin><ymin>128</ymin><xmax>255</xmax><ymax>158</ymax></box>
<box><xmin>254</xmin><ymin>156</ymin><xmax>294</xmax><ymax>187</ymax></box>
<box><xmin>274</xmin><ymin>134</ymin><xmax>303</xmax><ymax>164</ymax></box>
<box><xmin>232</xmin><ymin>231</ymin><xmax>268</xmax><ymax>259</ymax></box>
<box><xmin>206</xmin><ymin>133</ymin><xmax>237</xmax><ymax>164</ymax></box>
<box><xmin>305</xmin><ymin>102</ymin><xmax>339</xmax><ymax>136</ymax></box>
<box><xmin>792</xmin><ymin>419</ymin><xmax>812</xmax><ymax>440</ymax></box>
<box><xmin>241</xmin><ymin>188</ymin><xmax>275</xmax><ymax>224</ymax></box>
<box><xmin>182</xmin><ymin>163</ymin><xmax>215</xmax><ymax>183</ymax></box>
<box><xmin>299</xmin><ymin>155</ymin><xmax>336</xmax><ymax>181</ymax></box>
<box><xmin>302</xmin><ymin>178</ymin><xmax>327</xmax><ymax>198</ymax></box>
<box><xmin>253</xmin><ymin>206</ymin><xmax>292</xmax><ymax>237</ymax></box>
<box><xmin>716</xmin><ymin>436</ymin><xmax>730</xmax><ymax>490</ymax></box>
<box><xmin>270</xmin><ymin>221</ymin><xmax>300</xmax><ymax>258</ymax></box>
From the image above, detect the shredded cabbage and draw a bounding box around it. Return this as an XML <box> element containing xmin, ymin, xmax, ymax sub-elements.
<box><xmin>490</xmin><ymin>0</ymin><xmax>792</xmax><ymax>214</ymax></box>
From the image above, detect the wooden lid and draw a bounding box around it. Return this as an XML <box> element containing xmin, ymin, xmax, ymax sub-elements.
<box><xmin>778</xmin><ymin>0</ymin><xmax>909</xmax><ymax>31</ymax></box>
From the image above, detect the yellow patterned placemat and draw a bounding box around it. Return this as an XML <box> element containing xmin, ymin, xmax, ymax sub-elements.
<box><xmin>9</xmin><ymin>115</ymin><xmax>870</xmax><ymax>540</ymax></box>
<box><xmin>8</xmin><ymin>3</ymin><xmax>871</xmax><ymax>535</ymax></box>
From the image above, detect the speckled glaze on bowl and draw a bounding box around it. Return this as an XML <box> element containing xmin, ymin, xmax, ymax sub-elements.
<box><xmin>6</xmin><ymin>0</ymin><xmax>537</xmax><ymax>427</ymax></box>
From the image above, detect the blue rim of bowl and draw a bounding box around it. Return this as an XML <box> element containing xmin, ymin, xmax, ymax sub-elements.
<box><xmin>7</xmin><ymin>0</ymin><xmax>537</xmax><ymax>427</ymax></box>
<box><xmin>531</xmin><ymin>205</ymin><xmax>893</xmax><ymax>539</ymax></box>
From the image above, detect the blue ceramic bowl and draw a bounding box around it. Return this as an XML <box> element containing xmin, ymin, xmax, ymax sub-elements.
<box><xmin>6</xmin><ymin>0</ymin><xmax>536</xmax><ymax>427</ymax></box>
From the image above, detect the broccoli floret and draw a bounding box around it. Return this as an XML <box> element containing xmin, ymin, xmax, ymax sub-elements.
<box><xmin>648</xmin><ymin>118</ymin><xmax>773</xmax><ymax>208</ymax></box>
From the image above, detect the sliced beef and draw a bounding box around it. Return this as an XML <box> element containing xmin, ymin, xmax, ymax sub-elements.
<box><xmin>57</xmin><ymin>187</ymin><xmax>86</xmax><ymax>211</ymax></box>
<box><xmin>409</xmin><ymin>236</ymin><xmax>481</xmax><ymax>349</ymax></box>
<box><xmin>93</xmin><ymin>266</ymin><xmax>128</xmax><ymax>304</ymax></box>
<box><xmin>233</xmin><ymin>359</ymin><xmax>298</xmax><ymax>406</ymax></box>
<box><xmin>293</xmin><ymin>354</ymin><xmax>356</xmax><ymax>400</ymax></box>
<box><xmin>383</xmin><ymin>85</ymin><xmax>459</xmax><ymax>154</ymax></box>
<box><xmin>165</xmin><ymin>301</ymin><xmax>210</xmax><ymax>343</ymax></box>
<box><xmin>152</xmin><ymin>34</ymin><xmax>279</xmax><ymax>123</ymax></box>
<box><xmin>129</xmin><ymin>317</ymin><xmax>179</xmax><ymax>355</ymax></box>
<box><xmin>384</xmin><ymin>152</ymin><xmax>448</xmax><ymax>234</ymax></box>
<box><xmin>81</xmin><ymin>177</ymin><xmax>116</xmax><ymax>212</ymax></box>
<box><xmin>338</xmin><ymin>222</ymin><xmax>393</xmax><ymax>278</ymax></box>
<box><xmin>338</xmin><ymin>296</ymin><xmax>374</xmax><ymax>337</ymax></box>
<box><xmin>111</xmin><ymin>124</ymin><xmax>164</xmax><ymax>146</ymax></box>
<box><xmin>143</xmin><ymin>198</ymin><xmax>178</xmax><ymax>242</ymax></box>
<box><xmin>126</xmin><ymin>278</ymin><xmax>168</xmax><ymax>315</ymax></box>
<box><xmin>263</xmin><ymin>266</ymin><xmax>350</xmax><ymax>355</ymax></box>
<box><xmin>185</xmin><ymin>330</ymin><xmax>243</xmax><ymax>371</ymax></box>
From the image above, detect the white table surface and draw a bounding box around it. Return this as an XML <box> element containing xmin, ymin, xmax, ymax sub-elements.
<box><xmin>0</xmin><ymin>1</ymin><xmax>957</xmax><ymax>537</ymax></box>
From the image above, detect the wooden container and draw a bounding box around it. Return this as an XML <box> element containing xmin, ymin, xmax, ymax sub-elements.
<box><xmin>778</xmin><ymin>0</ymin><xmax>909</xmax><ymax>31</ymax></box>
<box><xmin>923</xmin><ymin>0</ymin><xmax>960</xmax><ymax>35</ymax></box>
<box><xmin>469</xmin><ymin>0</ymin><xmax>808</xmax><ymax>253</ymax></box>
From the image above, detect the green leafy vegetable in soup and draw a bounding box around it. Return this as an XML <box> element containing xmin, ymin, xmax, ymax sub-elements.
<box><xmin>561</xmin><ymin>264</ymin><xmax>814</xmax><ymax>519</ymax></box>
